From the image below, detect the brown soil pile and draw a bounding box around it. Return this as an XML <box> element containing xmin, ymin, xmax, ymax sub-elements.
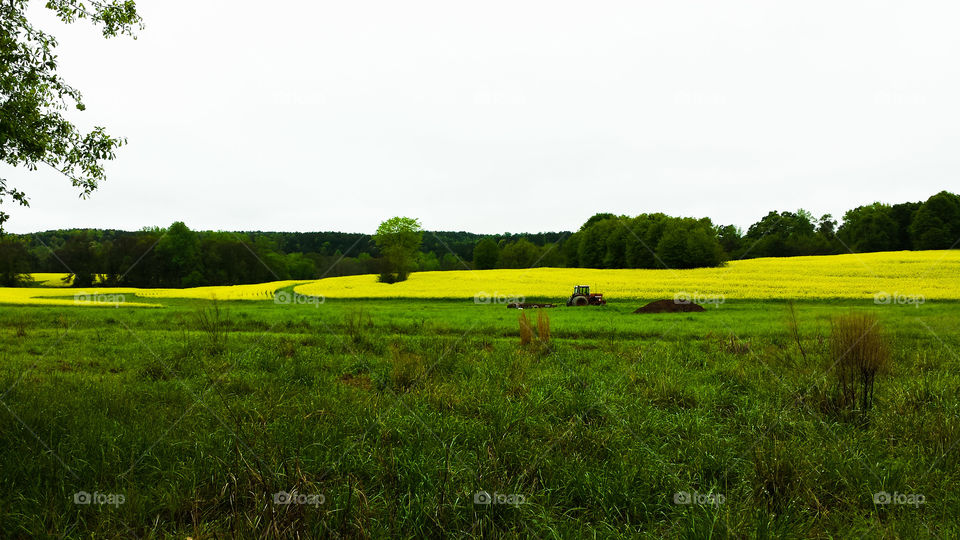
<box><xmin>633</xmin><ymin>299</ymin><xmax>706</xmax><ymax>313</ymax></box>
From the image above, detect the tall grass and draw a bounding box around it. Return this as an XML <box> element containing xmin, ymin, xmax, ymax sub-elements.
<box><xmin>519</xmin><ymin>309</ymin><xmax>551</xmax><ymax>347</ymax></box>
<box><xmin>0</xmin><ymin>299</ymin><xmax>955</xmax><ymax>538</ymax></box>
<box><xmin>518</xmin><ymin>311</ymin><xmax>533</xmax><ymax>345</ymax></box>
<box><xmin>344</xmin><ymin>307</ymin><xmax>374</xmax><ymax>348</ymax></box>
<box><xmin>14</xmin><ymin>315</ymin><xmax>27</xmax><ymax>337</ymax></box>
<box><xmin>787</xmin><ymin>300</ymin><xmax>807</xmax><ymax>362</ymax></box>
<box><xmin>536</xmin><ymin>310</ymin><xmax>550</xmax><ymax>343</ymax></box>
<box><xmin>829</xmin><ymin>312</ymin><xmax>890</xmax><ymax>411</ymax></box>
<box><xmin>195</xmin><ymin>299</ymin><xmax>227</xmax><ymax>354</ymax></box>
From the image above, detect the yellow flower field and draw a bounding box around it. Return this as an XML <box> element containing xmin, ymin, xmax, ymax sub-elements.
<box><xmin>293</xmin><ymin>250</ymin><xmax>960</xmax><ymax>301</ymax></box>
<box><xmin>0</xmin><ymin>280</ymin><xmax>308</xmax><ymax>307</ymax></box>
<box><xmin>132</xmin><ymin>280</ymin><xmax>308</xmax><ymax>301</ymax></box>
<box><xmin>3</xmin><ymin>251</ymin><xmax>958</xmax><ymax>307</ymax></box>
<box><xmin>27</xmin><ymin>273</ymin><xmax>73</xmax><ymax>287</ymax></box>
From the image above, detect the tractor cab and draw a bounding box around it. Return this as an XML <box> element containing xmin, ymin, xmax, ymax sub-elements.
<box><xmin>567</xmin><ymin>285</ymin><xmax>606</xmax><ymax>306</ymax></box>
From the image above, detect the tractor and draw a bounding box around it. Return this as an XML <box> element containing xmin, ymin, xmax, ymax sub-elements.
<box><xmin>566</xmin><ymin>285</ymin><xmax>606</xmax><ymax>306</ymax></box>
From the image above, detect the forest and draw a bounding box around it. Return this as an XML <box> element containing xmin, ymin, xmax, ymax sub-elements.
<box><xmin>1</xmin><ymin>191</ymin><xmax>957</xmax><ymax>287</ymax></box>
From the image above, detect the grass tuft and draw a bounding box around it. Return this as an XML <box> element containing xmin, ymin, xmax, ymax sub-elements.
<box><xmin>344</xmin><ymin>307</ymin><xmax>374</xmax><ymax>349</ymax></box>
<box><xmin>536</xmin><ymin>309</ymin><xmax>550</xmax><ymax>343</ymax></box>
<box><xmin>829</xmin><ymin>312</ymin><xmax>890</xmax><ymax>412</ymax></box>
<box><xmin>518</xmin><ymin>311</ymin><xmax>533</xmax><ymax>345</ymax></box>
<box><xmin>195</xmin><ymin>299</ymin><xmax>228</xmax><ymax>355</ymax></box>
<box><xmin>14</xmin><ymin>315</ymin><xmax>27</xmax><ymax>337</ymax></box>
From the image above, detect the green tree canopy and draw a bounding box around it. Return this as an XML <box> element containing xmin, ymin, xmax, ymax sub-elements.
<box><xmin>0</xmin><ymin>0</ymin><xmax>142</xmax><ymax>229</ymax></box>
<box><xmin>578</xmin><ymin>217</ymin><xmax>617</xmax><ymax>268</ymax></box>
<box><xmin>740</xmin><ymin>210</ymin><xmax>832</xmax><ymax>257</ymax></box>
<box><xmin>0</xmin><ymin>234</ymin><xmax>30</xmax><ymax>285</ymax></box>
<box><xmin>472</xmin><ymin>237</ymin><xmax>499</xmax><ymax>270</ymax></box>
<box><xmin>655</xmin><ymin>218</ymin><xmax>724</xmax><ymax>269</ymax></box>
<box><xmin>498</xmin><ymin>238</ymin><xmax>541</xmax><ymax>268</ymax></box>
<box><xmin>910</xmin><ymin>191</ymin><xmax>960</xmax><ymax>250</ymax></box>
<box><xmin>716</xmin><ymin>224</ymin><xmax>742</xmax><ymax>254</ymax></box>
<box><xmin>155</xmin><ymin>222</ymin><xmax>202</xmax><ymax>287</ymax></box>
<box><xmin>373</xmin><ymin>216</ymin><xmax>423</xmax><ymax>282</ymax></box>
<box><xmin>838</xmin><ymin>203</ymin><xmax>899</xmax><ymax>252</ymax></box>
<box><xmin>580</xmin><ymin>213</ymin><xmax>616</xmax><ymax>231</ymax></box>
<box><xmin>624</xmin><ymin>213</ymin><xmax>670</xmax><ymax>268</ymax></box>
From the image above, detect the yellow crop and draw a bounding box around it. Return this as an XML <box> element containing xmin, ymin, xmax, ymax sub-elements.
<box><xmin>28</xmin><ymin>273</ymin><xmax>73</xmax><ymax>287</ymax></box>
<box><xmin>0</xmin><ymin>280</ymin><xmax>307</xmax><ymax>307</ymax></box>
<box><xmin>4</xmin><ymin>251</ymin><xmax>959</xmax><ymax>307</ymax></box>
<box><xmin>132</xmin><ymin>280</ymin><xmax>308</xmax><ymax>301</ymax></box>
<box><xmin>293</xmin><ymin>250</ymin><xmax>960</xmax><ymax>301</ymax></box>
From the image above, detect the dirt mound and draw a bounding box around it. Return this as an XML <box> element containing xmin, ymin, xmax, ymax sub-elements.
<box><xmin>633</xmin><ymin>299</ymin><xmax>705</xmax><ymax>313</ymax></box>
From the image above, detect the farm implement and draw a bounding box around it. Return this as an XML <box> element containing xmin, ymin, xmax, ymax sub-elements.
<box><xmin>506</xmin><ymin>285</ymin><xmax>607</xmax><ymax>308</ymax></box>
<box><xmin>566</xmin><ymin>285</ymin><xmax>606</xmax><ymax>306</ymax></box>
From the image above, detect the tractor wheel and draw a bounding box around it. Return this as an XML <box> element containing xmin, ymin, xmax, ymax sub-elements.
<box><xmin>573</xmin><ymin>295</ymin><xmax>589</xmax><ymax>306</ymax></box>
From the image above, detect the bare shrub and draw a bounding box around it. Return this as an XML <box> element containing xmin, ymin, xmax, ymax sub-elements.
<box><xmin>829</xmin><ymin>312</ymin><xmax>890</xmax><ymax>411</ymax></box>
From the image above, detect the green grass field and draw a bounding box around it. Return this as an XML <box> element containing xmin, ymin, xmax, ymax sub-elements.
<box><xmin>1</xmin><ymin>295</ymin><xmax>957</xmax><ymax>538</ymax></box>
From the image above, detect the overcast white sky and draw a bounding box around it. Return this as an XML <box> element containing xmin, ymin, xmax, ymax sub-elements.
<box><xmin>4</xmin><ymin>1</ymin><xmax>959</xmax><ymax>234</ymax></box>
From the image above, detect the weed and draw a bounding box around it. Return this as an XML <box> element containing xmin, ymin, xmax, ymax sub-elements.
<box><xmin>389</xmin><ymin>343</ymin><xmax>425</xmax><ymax>391</ymax></box>
<box><xmin>195</xmin><ymin>299</ymin><xmax>228</xmax><ymax>355</ymax></box>
<box><xmin>15</xmin><ymin>316</ymin><xmax>27</xmax><ymax>337</ymax></box>
<box><xmin>518</xmin><ymin>311</ymin><xmax>533</xmax><ymax>345</ymax></box>
<box><xmin>536</xmin><ymin>309</ymin><xmax>550</xmax><ymax>343</ymax></box>
<box><xmin>787</xmin><ymin>300</ymin><xmax>807</xmax><ymax>362</ymax></box>
<box><xmin>278</xmin><ymin>337</ymin><xmax>298</xmax><ymax>358</ymax></box>
<box><xmin>519</xmin><ymin>309</ymin><xmax>551</xmax><ymax>351</ymax></box>
<box><xmin>829</xmin><ymin>312</ymin><xmax>890</xmax><ymax>411</ymax></box>
<box><xmin>724</xmin><ymin>333</ymin><xmax>751</xmax><ymax>354</ymax></box>
<box><xmin>753</xmin><ymin>439</ymin><xmax>800</xmax><ymax>511</ymax></box>
<box><xmin>344</xmin><ymin>307</ymin><xmax>375</xmax><ymax>350</ymax></box>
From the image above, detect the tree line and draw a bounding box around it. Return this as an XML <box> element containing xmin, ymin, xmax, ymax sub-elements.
<box><xmin>0</xmin><ymin>191</ymin><xmax>957</xmax><ymax>287</ymax></box>
<box><xmin>474</xmin><ymin>191</ymin><xmax>958</xmax><ymax>270</ymax></box>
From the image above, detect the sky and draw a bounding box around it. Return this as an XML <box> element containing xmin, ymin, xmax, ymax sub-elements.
<box><xmin>4</xmin><ymin>0</ymin><xmax>959</xmax><ymax>234</ymax></box>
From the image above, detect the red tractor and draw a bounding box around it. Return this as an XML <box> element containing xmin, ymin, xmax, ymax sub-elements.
<box><xmin>566</xmin><ymin>285</ymin><xmax>606</xmax><ymax>306</ymax></box>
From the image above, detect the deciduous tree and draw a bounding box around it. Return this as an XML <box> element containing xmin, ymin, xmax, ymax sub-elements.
<box><xmin>373</xmin><ymin>216</ymin><xmax>422</xmax><ymax>282</ymax></box>
<box><xmin>0</xmin><ymin>0</ymin><xmax>142</xmax><ymax>229</ymax></box>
